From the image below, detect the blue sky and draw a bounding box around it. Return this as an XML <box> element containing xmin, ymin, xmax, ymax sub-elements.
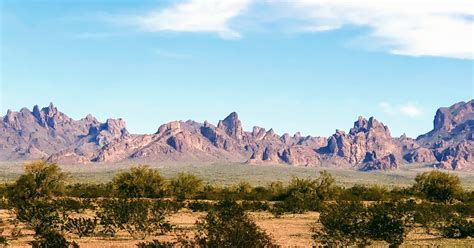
<box><xmin>1</xmin><ymin>0</ymin><xmax>473</xmax><ymax>138</ymax></box>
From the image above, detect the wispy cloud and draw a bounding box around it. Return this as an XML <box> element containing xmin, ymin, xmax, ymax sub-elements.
<box><xmin>125</xmin><ymin>0</ymin><xmax>473</xmax><ymax>59</ymax></box>
<box><xmin>136</xmin><ymin>0</ymin><xmax>251</xmax><ymax>39</ymax></box>
<box><xmin>379</xmin><ymin>102</ymin><xmax>424</xmax><ymax>117</ymax></box>
<box><xmin>152</xmin><ymin>49</ymin><xmax>191</xmax><ymax>59</ymax></box>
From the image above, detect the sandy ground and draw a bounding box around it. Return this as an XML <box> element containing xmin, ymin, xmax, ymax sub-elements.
<box><xmin>1</xmin><ymin>209</ymin><xmax>473</xmax><ymax>247</ymax></box>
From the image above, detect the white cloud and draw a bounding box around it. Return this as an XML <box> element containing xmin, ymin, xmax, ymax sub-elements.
<box><xmin>379</xmin><ymin>102</ymin><xmax>424</xmax><ymax>117</ymax></box>
<box><xmin>137</xmin><ymin>0</ymin><xmax>251</xmax><ymax>39</ymax></box>
<box><xmin>285</xmin><ymin>0</ymin><xmax>474</xmax><ymax>59</ymax></box>
<box><xmin>130</xmin><ymin>0</ymin><xmax>473</xmax><ymax>59</ymax></box>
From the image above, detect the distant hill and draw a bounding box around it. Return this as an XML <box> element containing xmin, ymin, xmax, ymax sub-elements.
<box><xmin>1</xmin><ymin>100</ymin><xmax>473</xmax><ymax>170</ymax></box>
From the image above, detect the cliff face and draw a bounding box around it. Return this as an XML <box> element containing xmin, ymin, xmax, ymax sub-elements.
<box><xmin>1</xmin><ymin>100</ymin><xmax>473</xmax><ymax>170</ymax></box>
<box><xmin>416</xmin><ymin>100</ymin><xmax>474</xmax><ymax>170</ymax></box>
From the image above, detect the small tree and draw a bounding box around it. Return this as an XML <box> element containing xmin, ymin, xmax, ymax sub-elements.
<box><xmin>7</xmin><ymin>161</ymin><xmax>72</xmax><ymax>246</ymax></box>
<box><xmin>8</xmin><ymin>161</ymin><xmax>67</xmax><ymax>205</ymax></box>
<box><xmin>195</xmin><ymin>199</ymin><xmax>274</xmax><ymax>247</ymax></box>
<box><xmin>315</xmin><ymin>171</ymin><xmax>337</xmax><ymax>201</ymax></box>
<box><xmin>170</xmin><ymin>173</ymin><xmax>203</xmax><ymax>201</ymax></box>
<box><xmin>413</xmin><ymin>171</ymin><xmax>463</xmax><ymax>202</ymax></box>
<box><xmin>112</xmin><ymin>166</ymin><xmax>167</xmax><ymax>198</ymax></box>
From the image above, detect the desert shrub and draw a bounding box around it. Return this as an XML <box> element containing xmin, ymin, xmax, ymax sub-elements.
<box><xmin>273</xmin><ymin>177</ymin><xmax>322</xmax><ymax>214</ymax></box>
<box><xmin>112</xmin><ymin>165</ymin><xmax>167</xmax><ymax>198</ymax></box>
<box><xmin>55</xmin><ymin>197</ymin><xmax>87</xmax><ymax>213</ymax></box>
<box><xmin>267</xmin><ymin>181</ymin><xmax>286</xmax><ymax>201</ymax></box>
<box><xmin>452</xmin><ymin>201</ymin><xmax>474</xmax><ymax>218</ymax></box>
<box><xmin>187</xmin><ymin>201</ymin><xmax>214</xmax><ymax>212</ymax></box>
<box><xmin>241</xmin><ymin>201</ymin><xmax>271</xmax><ymax>212</ymax></box>
<box><xmin>315</xmin><ymin>200</ymin><xmax>414</xmax><ymax>247</ymax></box>
<box><xmin>314</xmin><ymin>171</ymin><xmax>337</xmax><ymax>201</ymax></box>
<box><xmin>64</xmin><ymin>217</ymin><xmax>98</xmax><ymax>238</ymax></box>
<box><xmin>154</xmin><ymin>199</ymin><xmax>184</xmax><ymax>213</ymax></box>
<box><xmin>0</xmin><ymin>219</ymin><xmax>7</xmax><ymax>246</ymax></box>
<box><xmin>194</xmin><ymin>199</ymin><xmax>275</xmax><ymax>247</ymax></box>
<box><xmin>342</xmin><ymin>184</ymin><xmax>390</xmax><ymax>201</ymax></box>
<box><xmin>413</xmin><ymin>202</ymin><xmax>455</xmax><ymax>233</ymax></box>
<box><xmin>97</xmin><ymin>198</ymin><xmax>172</xmax><ymax>239</ymax></box>
<box><xmin>136</xmin><ymin>240</ymin><xmax>175</xmax><ymax>248</ymax></box>
<box><xmin>0</xmin><ymin>236</ymin><xmax>7</xmax><ymax>246</ymax></box>
<box><xmin>314</xmin><ymin>201</ymin><xmax>370</xmax><ymax>246</ymax></box>
<box><xmin>169</xmin><ymin>172</ymin><xmax>204</xmax><ymax>201</ymax></box>
<box><xmin>413</xmin><ymin>171</ymin><xmax>463</xmax><ymax>203</ymax></box>
<box><xmin>66</xmin><ymin>183</ymin><xmax>114</xmax><ymax>198</ymax></box>
<box><xmin>30</xmin><ymin>230</ymin><xmax>78</xmax><ymax>248</ymax></box>
<box><xmin>16</xmin><ymin>199</ymin><xmax>66</xmax><ymax>235</ymax></box>
<box><xmin>198</xmin><ymin>184</ymin><xmax>223</xmax><ymax>200</ymax></box>
<box><xmin>366</xmin><ymin>201</ymin><xmax>413</xmax><ymax>248</ymax></box>
<box><xmin>440</xmin><ymin>216</ymin><xmax>474</xmax><ymax>238</ymax></box>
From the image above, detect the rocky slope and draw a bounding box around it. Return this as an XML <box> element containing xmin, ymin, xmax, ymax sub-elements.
<box><xmin>0</xmin><ymin>100</ymin><xmax>473</xmax><ymax>170</ymax></box>
<box><xmin>416</xmin><ymin>100</ymin><xmax>474</xmax><ymax>170</ymax></box>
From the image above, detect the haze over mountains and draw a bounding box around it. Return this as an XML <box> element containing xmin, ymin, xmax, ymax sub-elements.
<box><xmin>1</xmin><ymin>100</ymin><xmax>473</xmax><ymax>171</ymax></box>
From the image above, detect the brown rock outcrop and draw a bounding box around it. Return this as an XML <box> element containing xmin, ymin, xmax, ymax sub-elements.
<box><xmin>359</xmin><ymin>151</ymin><xmax>398</xmax><ymax>171</ymax></box>
<box><xmin>417</xmin><ymin>100</ymin><xmax>474</xmax><ymax>170</ymax></box>
<box><xmin>319</xmin><ymin>116</ymin><xmax>401</xmax><ymax>169</ymax></box>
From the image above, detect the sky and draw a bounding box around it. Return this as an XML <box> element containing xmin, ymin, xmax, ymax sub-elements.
<box><xmin>1</xmin><ymin>0</ymin><xmax>473</xmax><ymax>138</ymax></box>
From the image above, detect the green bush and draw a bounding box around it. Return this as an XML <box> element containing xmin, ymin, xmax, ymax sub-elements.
<box><xmin>7</xmin><ymin>161</ymin><xmax>67</xmax><ymax>207</ymax></box>
<box><xmin>97</xmin><ymin>198</ymin><xmax>172</xmax><ymax>239</ymax></box>
<box><xmin>136</xmin><ymin>240</ymin><xmax>175</xmax><ymax>248</ymax></box>
<box><xmin>440</xmin><ymin>215</ymin><xmax>474</xmax><ymax>238</ymax></box>
<box><xmin>413</xmin><ymin>171</ymin><xmax>463</xmax><ymax>203</ymax></box>
<box><xmin>314</xmin><ymin>201</ymin><xmax>370</xmax><ymax>246</ymax></box>
<box><xmin>366</xmin><ymin>201</ymin><xmax>413</xmax><ymax>248</ymax></box>
<box><xmin>241</xmin><ymin>201</ymin><xmax>271</xmax><ymax>212</ymax></box>
<box><xmin>30</xmin><ymin>230</ymin><xmax>78</xmax><ymax>248</ymax></box>
<box><xmin>112</xmin><ymin>166</ymin><xmax>167</xmax><ymax>198</ymax></box>
<box><xmin>187</xmin><ymin>201</ymin><xmax>214</xmax><ymax>212</ymax></box>
<box><xmin>169</xmin><ymin>173</ymin><xmax>204</xmax><ymax>201</ymax></box>
<box><xmin>272</xmin><ymin>177</ymin><xmax>322</xmax><ymax>214</ymax></box>
<box><xmin>194</xmin><ymin>199</ymin><xmax>275</xmax><ymax>247</ymax></box>
<box><xmin>64</xmin><ymin>217</ymin><xmax>98</xmax><ymax>238</ymax></box>
<box><xmin>413</xmin><ymin>202</ymin><xmax>454</xmax><ymax>233</ymax></box>
<box><xmin>66</xmin><ymin>183</ymin><xmax>114</xmax><ymax>198</ymax></box>
<box><xmin>0</xmin><ymin>235</ymin><xmax>7</xmax><ymax>246</ymax></box>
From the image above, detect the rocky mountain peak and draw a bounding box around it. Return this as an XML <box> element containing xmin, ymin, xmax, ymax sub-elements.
<box><xmin>104</xmin><ymin>118</ymin><xmax>129</xmax><ymax>137</ymax></box>
<box><xmin>217</xmin><ymin>112</ymin><xmax>244</xmax><ymax>141</ymax></box>
<box><xmin>157</xmin><ymin>121</ymin><xmax>182</xmax><ymax>135</ymax></box>
<box><xmin>433</xmin><ymin>100</ymin><xmax>474</xmax><ymax>132</ymax></box>
<box><xmin>349</xmin><ymin>116</ymin><xmax>388</xmax><ymax>135</ymax></box>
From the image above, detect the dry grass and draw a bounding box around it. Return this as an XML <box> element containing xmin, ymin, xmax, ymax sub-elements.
<box><xmin>1</xmin><ymin>161</ymin><xmax>474</xmax><ymax>189</ymax></box>
<box><xmin>1</xmin><ymin>209</ymin><xmax>473</xmax><ymax>248</ymax></box>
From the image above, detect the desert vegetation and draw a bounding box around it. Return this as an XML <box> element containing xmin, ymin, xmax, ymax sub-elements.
<box><xmin>0</xmin><ymin>161</ymin><xmax>473</xmax><ymax>247</ymax></box>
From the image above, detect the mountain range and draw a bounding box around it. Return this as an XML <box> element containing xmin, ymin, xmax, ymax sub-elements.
<box><xmin>1</xmin><ymin>100</ymin><xmax>473</xmax><ymax>170</ymax></box>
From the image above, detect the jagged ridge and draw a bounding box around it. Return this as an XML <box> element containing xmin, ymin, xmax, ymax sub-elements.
<box><xmin>1</xmin><ymin>100</ymin><xmax>473</xmax><ymax>170</ymax></box>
